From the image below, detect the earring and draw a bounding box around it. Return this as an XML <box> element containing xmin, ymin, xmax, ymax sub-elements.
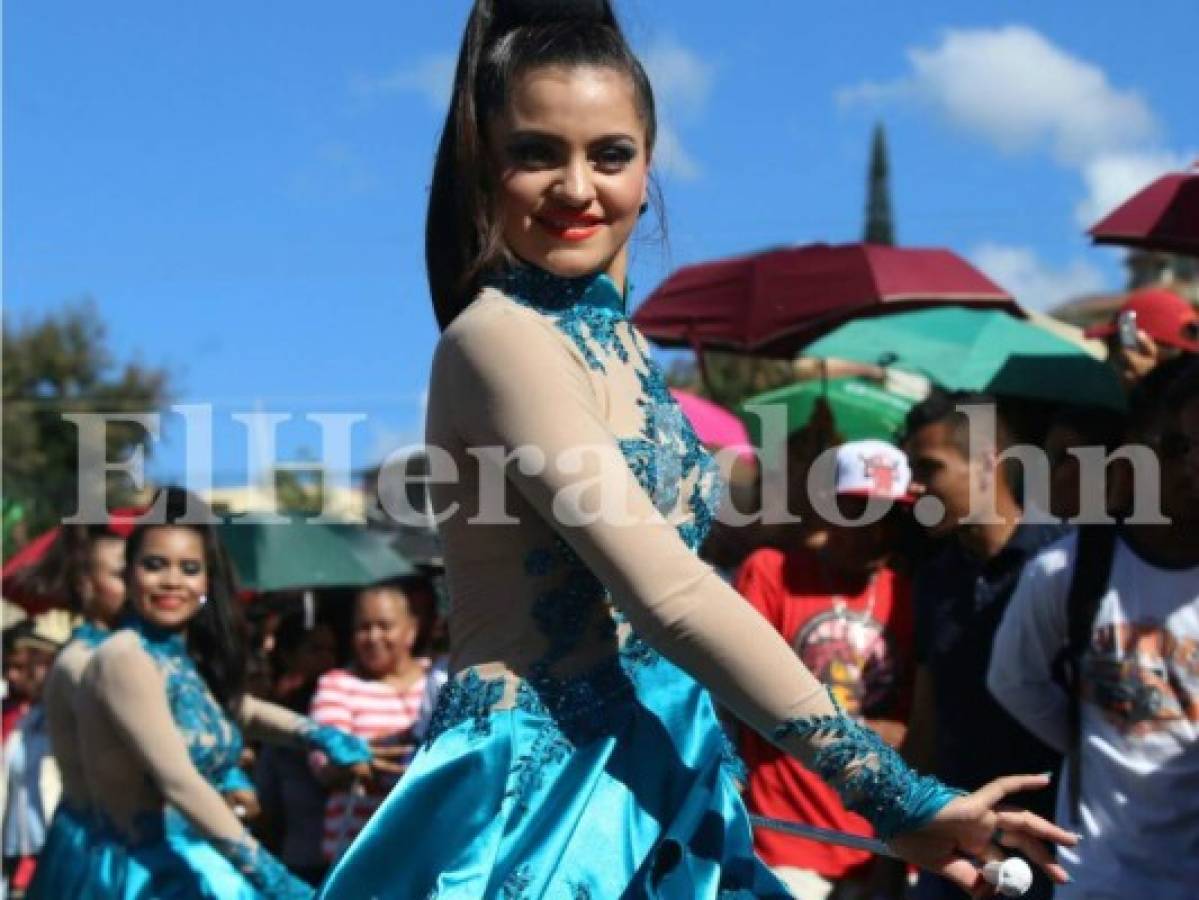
<box><xmin>198</xmin><ymin>594</ymin><xmax>209</xmax><ymax>607</ymax></box>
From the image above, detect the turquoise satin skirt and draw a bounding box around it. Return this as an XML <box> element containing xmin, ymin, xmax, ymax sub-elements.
<box><xmin>26</xmin><ymin>801</ymin><xmax>93</xmax><ymax>900</ymax></box>
<box><xmin>319</xmin><ymin>657</ymin><xmax>790</xmax><ymax>898</ymax></box>
<box><xmin>69</xmin><ymin>808</ymin><xmax>263</xmax><ymax>899</ymax></box>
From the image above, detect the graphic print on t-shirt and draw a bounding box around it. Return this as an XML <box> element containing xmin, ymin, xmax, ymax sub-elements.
<box><xmin>792</xmin><ymin>609</ymin><xmax>898</xmax><ymax>717</ymax></box>
<box><xmin>1083</xmin><ymin>619</ymin><xmax>1199</xmax><ymax>735</ymax></box>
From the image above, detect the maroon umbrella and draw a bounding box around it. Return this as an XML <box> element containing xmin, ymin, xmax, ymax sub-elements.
<box><xmin>1089</xmin><ymin>166</ymin><xmax>1199</xmax><ymax>257</ymax></box>
<box><xmin>631</xmin><ymin>242</ymin><xmax>1020</xmax><ymax>358</ymax></box>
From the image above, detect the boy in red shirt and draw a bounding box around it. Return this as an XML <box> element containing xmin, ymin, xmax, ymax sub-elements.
<box><xmin>736</xmin><ymin>440</ymin><xmax>917</xmax><ymax>900</ymax></box>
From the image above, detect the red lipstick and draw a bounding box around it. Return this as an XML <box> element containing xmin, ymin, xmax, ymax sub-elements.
<box><xmin>534</xmin><ymin>210</ymin><xmax>604</xmax><ymax>242</ymax></box>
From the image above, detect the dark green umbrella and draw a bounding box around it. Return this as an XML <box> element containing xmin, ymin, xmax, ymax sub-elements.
<box><xmin>219</xmin><ymin>519</ymin><xmax>416</xmax><ymax>592</ymax></box>
<box><xmin>803</xmin><ymin>307</ymin><xmax>1126</xmax><ymax>411</ymax></box>
<box><xmin>740</xmin><ymin>377</ymin><xmax>916</xmax><ymax>449</ymax></box>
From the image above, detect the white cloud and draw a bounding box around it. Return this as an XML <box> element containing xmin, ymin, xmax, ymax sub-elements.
<box><xmin>1076</xmin><ymin>149</ymin><xmax>1190</xmax><ymax>226</ymax></box>
<box><xmin>971</xmin><ymin>242</ymin><xmax>1107</xmax><ymax>311</ymax></box>
<box><xmin>839</xmin><ymin>25</ymin><xmax>1158</xmax><ymax>165</ymax></box>
<box><xmin>840</xmin><ymin>25</ymin><xmax>1191</xmax><ymax>268</ymax></box>
<box><xmin>641</xmin><ymin>37</ymin><xmax>714</xmax><ymax>119</ymax></box>
<box><xmin>351</xmin><ymin>54</ymin><xmax>456</xmax><ymax>110</ymax></box>
<box><xmin>652</xmin><ymin>125</ymin><xmax>701</xmax><ymax>180</ymax></box>
<box><xmin>640</xmin><ymin>37</ymin><xmax>715</xmax><ymax>179</ymax></box>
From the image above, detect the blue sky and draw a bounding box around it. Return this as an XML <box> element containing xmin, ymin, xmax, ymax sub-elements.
<box><xmin>7</xmin><ymin>0</ymin><xmax>1197</xmax><ymax>489</ymax></box>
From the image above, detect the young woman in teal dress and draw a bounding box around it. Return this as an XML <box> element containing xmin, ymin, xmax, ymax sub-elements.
<box><xmin>72</xmin><ymin>488</ymin><xmax>374</xmax><ymax>899</ymax></box>
<box><xmin>320</xmin><ymin>2</ymin><xmax>1079</xmax><ymax>897</ymax></box>
<box><xmin>22</xmin><ymin>521</ymin><xmax>128</xmax><ymax>900</ymax></box>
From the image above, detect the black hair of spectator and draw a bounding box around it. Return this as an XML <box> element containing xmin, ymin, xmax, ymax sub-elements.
<box><xmin>901</xmin><ymin>389</ymin><xmax>1010</xmax><ymax>458</ymax></box>
<box><xmin>270</xmin><ymin>609</ymin><xmax>332</xmax><ymax>712</ymax></box>
<box><xmin>1127</xmin><ymin>355</ymin><xmax>1197</xmax><ymax>441</ymax></box>
<box><xmin>272</xmin><ymin>610</ymin><xmax>312</xmax><ymax>664</ymax></box>
<box><xmin>3</xmin><ymin>620</ymin><xmax>36</xmax><ymax>653</ymax></box>
<box><xmin>124</xmin><ymin>487</ymin><xmax>247</xmax><ymax>712</ymax></box>
<box><xmin>1049</xmin><ymin>405</ymin><xmax>1127</xmax><ymax>453</ymax></box>
<box><xmin>1165</xmin><ymin>357</ymin><xmax>1199</xmax><ymax>410</ymax></box>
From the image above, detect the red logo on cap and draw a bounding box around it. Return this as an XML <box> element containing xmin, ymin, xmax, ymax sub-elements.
<box><xmin>862</xmin><ymin>453</ymin><xmax>897</xmax><ymax>495</ymax></box>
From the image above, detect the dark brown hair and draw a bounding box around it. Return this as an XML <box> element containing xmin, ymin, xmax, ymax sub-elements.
<box><xmin>15</xmin><ymin>524</ymin><xmax>124</xmax><ymax>613</ymax></box>
<box><xmin>427</xmin><ymin>0</ymin><xmax>659</xmax><ymax>330</ymax></box>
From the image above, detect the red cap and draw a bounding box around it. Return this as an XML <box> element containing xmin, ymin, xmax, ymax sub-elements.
<box><xmin>1085</xmin><ymin>287</ymin><xmax>1199</xmax><ymax>352</ymax></box>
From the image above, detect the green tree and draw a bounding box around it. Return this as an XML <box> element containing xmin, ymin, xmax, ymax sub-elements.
<box><xmin>273</xmin><ymin>459</ymin><xmax>326</xmax><ymax>517</ymax></box>
<box><xmin>3</xmin><ymin>300</ymin><xmax>171</xmax><ymax>546</ymax></box>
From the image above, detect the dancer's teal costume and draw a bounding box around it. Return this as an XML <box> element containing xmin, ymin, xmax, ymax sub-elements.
<box><xmin>320</xmin><ymin>268</ymin><xmax>956</xmax><ymax>899</ymax></box>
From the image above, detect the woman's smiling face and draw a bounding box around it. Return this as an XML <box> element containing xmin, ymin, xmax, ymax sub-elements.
<box><xmin>130</xmin><ymin>526</ymin><xmax>208</xmax><ymax>631</ymax></box>
<box><xmin>490</xmin><ymin>64</ymin><xmax>649</xmax><ymax>289</ymax></box>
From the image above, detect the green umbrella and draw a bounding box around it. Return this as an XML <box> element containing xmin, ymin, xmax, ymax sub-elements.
<box><xmin>803</xmin><ymin>307</ymin><xmax>1126</xmax><ymax>411</ymax></box>
<box><xmin>219</xmin><ymin>519</ymin><xmax>416</xmax><ymax>592</ymax></box>
<box><xmin>740</xmin><ymin>377</ymin><xmax>915</xmax><ymax>457</ymax></box>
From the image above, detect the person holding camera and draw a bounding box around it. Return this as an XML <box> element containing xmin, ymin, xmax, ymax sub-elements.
<box><xmin>1085</xmin><ymin>287</ymin><xmax>1199</xmax><ymax>393</ymax></box>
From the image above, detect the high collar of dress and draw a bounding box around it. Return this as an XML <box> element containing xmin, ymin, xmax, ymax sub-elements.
<box><xmin>489</xmin><ymin>264</ymin><xmax>627</xmax><ymax>315</ymax></box>
<box><xmin>121</xmin><ymin>612</ymin><xmax>186</xmax><ymax>655</ymax></box>
<box><xmin>72</xmin><ymin>619</ymin><xmax>110</xmax><ymax>648</ymax></box>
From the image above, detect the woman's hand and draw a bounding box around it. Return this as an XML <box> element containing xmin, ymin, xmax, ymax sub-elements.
<box><xmin>322</xmin><ymin>740</ymin><xmax>413</xmax><ymax>790</ymax></box>
<box><xmin>887</xmin><ymin>774</ymin><xmax>1078</xmax><ymax>897</ymax></box>
<box><xmin>1110</xmin><ymin>328</ymin><xmax>1159</xmax><ymax>388</ymax></box>
<box><xmin>359</xmin><ymin>739</ymin><xmax>414</xmax><ymax>783</ymax></box>
<box><xmin>223</xmin><ymin>788</ymin><xmax>262</xmax><ymax>823</ymax></box>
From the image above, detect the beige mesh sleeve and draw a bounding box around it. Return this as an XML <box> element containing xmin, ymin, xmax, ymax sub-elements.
<box><xmin>235</xmin><ymin>694</ymin><xmax>310</xmax><ymax>747</ymax></box>
<box><xmin>442</xmin><ymin>305</ymin><xmax>837</xmax><ymax>751</ymax></box>
<box><xmin>89</xmin><ymin>640</ymin><xmax>253</xmax><ymax>844</ymax></box>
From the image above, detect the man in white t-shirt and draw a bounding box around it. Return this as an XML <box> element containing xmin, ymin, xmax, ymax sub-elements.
<box><xmin>988</xmin><ymin>360</ymin><xmax>1199</xmax><ymax>899</ymax></box>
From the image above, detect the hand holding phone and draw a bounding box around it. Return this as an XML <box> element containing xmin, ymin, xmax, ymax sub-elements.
<box><xmin>1117</xmin><ymin>310</ymin><xmax>1140</xmax><ymax>350</ymax></box>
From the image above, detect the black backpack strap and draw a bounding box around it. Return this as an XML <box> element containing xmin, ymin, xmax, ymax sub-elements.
<box><xmin>1051</xmin><ymin>524</ymin><xmax>1118</xmax><ymax>823</ymax></box>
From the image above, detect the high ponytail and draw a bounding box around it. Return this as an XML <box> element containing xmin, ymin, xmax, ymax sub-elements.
<box><xmin>426</xmin><ymin>0</ymin><xmax>657</xmax><ymax>331</ymax></box>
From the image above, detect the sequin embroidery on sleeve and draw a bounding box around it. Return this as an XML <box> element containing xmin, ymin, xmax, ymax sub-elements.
<box><xmin>772</xmin><ymin>699</ymin><xmax>959</xmax><ymax>839</ymax></box>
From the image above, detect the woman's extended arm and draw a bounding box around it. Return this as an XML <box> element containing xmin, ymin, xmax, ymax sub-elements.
<box><xmin>441</xmin><ymin>304</ymin><xmax>1076</xmax><ymax>889</ymax></box>
<box><xmin>237</xmin><ymin>693</ymin><xmax>371</xmax><ymax>766</ymax></box>
<box><xmin>89</xmin><ymin>640</ymin><xmax>314</xmax><ymax>899</ymax></box>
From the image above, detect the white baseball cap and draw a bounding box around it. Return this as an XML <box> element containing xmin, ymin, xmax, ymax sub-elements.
<box><xmin>832</xmin><ymin>439</ymin><xmax>914</xmax><ymax>504</ymax></box>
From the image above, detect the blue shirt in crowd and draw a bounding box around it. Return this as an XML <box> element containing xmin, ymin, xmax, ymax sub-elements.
<box><xmin>914</xmin><ymin>520</ymin><xmax>1066</xmax><ymax>819</ymax></box>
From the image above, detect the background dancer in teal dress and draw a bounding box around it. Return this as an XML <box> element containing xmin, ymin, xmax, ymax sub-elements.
<box><xmin>74</xmin><ymin>488</ymin><xmax>375</xmax><ymax>899</ymax></box>
<box><xmin>321</xmin><ymin>2</ymin><xmax>1080</xmax><ymax>897</ymax></box>
<box><xmin>23</xmin><ymin>521</ymin><xmax>127</xmax><ymax>899</ymax></box>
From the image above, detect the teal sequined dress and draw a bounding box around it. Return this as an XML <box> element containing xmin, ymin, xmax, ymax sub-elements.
<box><xmin>80</xmin><ymin>617</ymin><xmax>317</xmax><ymax>899</ymax></box>
<box><xmin>319</xmin><ymin>268</ymin><xmax>955</xmax><ymax>899</ymax></box>
<box><xmin>26</xmin><ymin>622</ymin><xmax>109</xmax><ymax>900</ymax></box>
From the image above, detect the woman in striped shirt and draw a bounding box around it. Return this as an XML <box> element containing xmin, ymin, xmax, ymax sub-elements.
<box><xmin>309</xmin><ymin>583</ymin><xmax>432</xmax><ymax>861</ymax></box>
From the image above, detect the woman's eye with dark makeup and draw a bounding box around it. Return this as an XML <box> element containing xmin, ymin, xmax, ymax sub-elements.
<box><xmin>506</xmin><ymin>138</ymin><xmax>557</xmax><ymax>170</ymax></box>
<box><xmin>181</xmin><ymin>560</ymin><xmax>204</xmax><ymax>576</ymax></box>
<box><xmin>139</xmin><ymin>555</ymin><xmax>166</xmax><ymax>572</ymax></box>
<box><xmin>593</xmin><ymin>142</ymin><xmax>635</xmax><ymax>173</ymax></box>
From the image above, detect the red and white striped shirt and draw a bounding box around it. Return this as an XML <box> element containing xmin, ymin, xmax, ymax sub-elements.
<box><xmin>309</xmin><ymin>664</ymin><xmax>429</xmax><ymax>860</ymax></box>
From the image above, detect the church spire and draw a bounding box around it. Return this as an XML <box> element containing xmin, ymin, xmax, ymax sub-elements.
<box><xmin>863</xmin><ymin>123</ymin><xmax>895</xmax><ymax>245</ymax></box>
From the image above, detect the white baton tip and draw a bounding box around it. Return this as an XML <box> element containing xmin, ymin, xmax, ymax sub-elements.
<box><xmin>983</xmin><ymin>858</ymin><xmax>1034</xmax><ymax>897</ymax></box>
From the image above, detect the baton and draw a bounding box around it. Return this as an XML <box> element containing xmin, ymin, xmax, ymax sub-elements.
<box><xmin>748</xmin><ymin>814</ymin><xmax>1034</xmax><ymax>897</ymax></box>
<box><xmin>749</xmin><ymin>814</ymin><xmax>895</xmax><ymax>857</ymax></box>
